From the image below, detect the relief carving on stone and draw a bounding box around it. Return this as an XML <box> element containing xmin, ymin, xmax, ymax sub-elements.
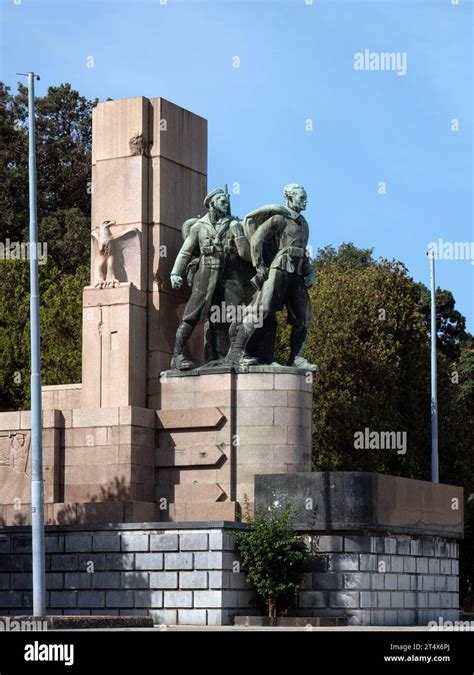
<box><xmin>91</xmin><ymin>220</ymin><xmax>141</xmax><ymax>288</ymax></box>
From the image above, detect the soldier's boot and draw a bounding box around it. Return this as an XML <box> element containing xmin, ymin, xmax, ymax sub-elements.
<box><xmin>170</xmin><ymin>321</ymin><xmax>197</xmax><ymax>371</ymax></box>
<box><xmin>225</xmin><ymin>323</ymin><xmax>259</xmax><ymax>367</ymax></box>
<box><xmin>287</xmin><ymin>327</ymin><xmax>318</xmax><ymax>372</ymax></box>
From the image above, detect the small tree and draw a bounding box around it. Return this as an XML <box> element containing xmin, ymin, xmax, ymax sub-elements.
<box><xmin>234</xmin><ymin>504</ymin><xmax>309</xmax><ymax>618</ymax></box>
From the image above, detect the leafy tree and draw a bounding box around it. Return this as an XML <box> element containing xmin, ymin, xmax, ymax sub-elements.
<box><xmin>0</xmin><ymin>261</ymin><xmax>88</xmax><ymax>410</ymax></box>
<box><xmin>234</xmin><ymin>504</ymin><xmax>309</xmax><ymax>618</ymax></box>
<box><xmin>313</xmin><ymin>241</ymin><xmax>375</xmax><ymax>272</ymax></box>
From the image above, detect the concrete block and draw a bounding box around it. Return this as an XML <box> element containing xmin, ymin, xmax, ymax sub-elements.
<box><xmin>397</xmin><ymin>575</ymin><xmax>410</xmax><ymax>591</ymax></box>
<box><xmin>428</xmin><ymin>559</ymin><xmax>440</xmax><ymax>575</ymax></box>
<box><xmin>194</xmin><ymin>552</ymin><xmax>223</xmax><ymax>570</ymax></box>
<box><xmin>377</xmin><ymin>591</ymin><xmax>391</xmax><ymax>608</ymax></box>
<box><xmin>106</xmin><ymin>590</ymin><xmax>134</xmax><ymax>608</ymax></box>
<box><xmin>163</xmin><ymin>591</ymin><xmax>193</xmax><ymax>608</ymax></box>
<box><xmin>78</xmin><ymin>554</ymin><xmax>107</xmax><ymax>572</ymax></box>
<box><xmin>92</xmin><ymin>535</ymin><xmax>122</xmax><ymax>552</ymax></box>
<box><xmin>329</xmin><ymin>591</ymin><xmax>359</xmax><ymax>608</ymax></box>
<box><xmin>440</xmin><ymin>559</ymin><xmax>451</xmax><ymax>575</ymax></box>
<box><xmin>359</xmin><ymin>554</ymin><xmax>377</xmax><ymax>571</ymax></box>
<box><xmin>416</xmin><ymin>558</ymin><xmax>429</xmax><ymax>574</ymax></box>
<box><xmin>135</xmin><ymin>553</ymin><xmax>164</xmax><ymax>570</ymax></box>
<box><xmin>360</xmin><ymin>591</ymin><xmax>377</xmax><ymax>608</ymax></box>
<box><xmin>149</xmin><ymin>609</ymin><xmax>177</xmax><ymax>625</ymax></box>
<box><xmin>64</xmin><ymin>572</ymin><xmax>94</xmax><ymax>590</ymax></box>
<box><xmin>105</xmin><ymin>553</ymin><xmax>134</xmax><ymax>571</ymax></box>
<box><xmin>313</xmin><ymin>573</ymin><xmax>343</xmax><ymax>590</ymax></box>
<box><xmin>384</xmin><ymin>538</ymin><xmax>397</xmax><ymax>554</ymax></box>
<box><xmin>193</xmin><ymin>590</ymin><xmax>223</xmax><ymax>608</ymax></box>
<box><xmin>298</xmin><ymin>591</ymin><xmax>332</xmax><ymax>609</ymax></box>
<box><xmin>65</xmin><ymin>535</ymin><xmax>93</xmax><ymax>553</ymax></box>
<box><xmin>343</xmin><ymin>573</ymin><xmax>371</xmax><ymax>589</ymax></box>
<box><xmin>391</xmin><ymin>592</ymin><xmax>404</xmax><ymax>608</ymax></box>
<box><xmin>77</xmin><ymin>591</ymin><xmax>105</xmax><ymax>608</ymax></box>
<box><xmin>121</xmin><ymin>534</ymin><xmax>149</xmax><ymax>552</ymax></box>
<box><xmin>91</xmin><ymin>572</ymin><xmax>120</xmax><ymax>589</ymax></box>
<box><xmin>150</xmin><ymin>534</ymin><xmax>179</xmax><ymax>552</ymax></box>
<box><xmin>178</xmin><ymin>609</ymin><xmax>207</xmax><ymax>625</ymax></box>
<box><xmin>50</xmin><ymin>591</ymin><xmax>77</xmax><ymax>609</ymax></box>
<box><xmin>344</xmin><ymin>536</ymin><xmax>372</xmax><ymax>553</ymax></box>
<box><xmin>422</xmin><ymin>541</ymin><xmax>436</xmax><ymax>557</ymax></box>
<box><xmin>389</xmin><ymin>556</ymin><xmax>403</xmax><ymax>573</ymax></box>
<box><xmin>134</xmin><ymin>591</ymin><xmax>163</xmax><ymax>608</ymax></box>
<box><xmin>121</xmin><ymin>572</ymin><xmax>149</xmax><ymax>589</ymax></box>
<box><xmin>51</xmin><ymin>555</ymin><xmax>78</xmax><ymax>572</ymax></box>
<box><xmin>403</xmin><ymin>557</ymin><xmax>416</xmax><ymax>574</ymax></box>
<box><xmin>164</xmin><ymin>553</ymin><xmax>193</xmax><ymax>570</ymax></box>
<box><xmin>209</xmin><ymin>531</ymin><xmax>235</xmax><ymax>551</ymax></box>
<box><xmin>371</xmin><ymin>574</ymin><xmax>385</xmax><ymax>590</ymax></box>
<box><xmin>314</xmin><ymin>536</ymin><xmax>343</xmax><ymax>553</ymax></box>
<box><xmin>384</xmin><ymin>575</ymin><xmax>397</xmax><ymax>590</ymax></box>
<box><xmin>149</xmin><ymin>572</ymin><xmax>178</xmax><ymax>589</ymax></box>
<box><xmin>328</xmin><ymin>554</ymin><xmax>359</xmax><ymax>571</ymax></box>
<box><xmin>179</xmin><ymin>534</ymin><xmax>209</xmax><ymax>551</ymax></box>
<box><xmin>404</xmin><ymin>592</ymin><xmax>416</xmax><ymax>608</ymax></box>
<box><xmin>179</xmin><ymin>571</ymin><xmax>208</xmax><ymax>589</ymax></box>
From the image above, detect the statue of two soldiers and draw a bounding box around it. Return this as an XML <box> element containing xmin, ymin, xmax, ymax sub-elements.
<box><xmin>169</xmin><ymin>184</ymin><xmax>317</xmax><ymax>372</ymax></box>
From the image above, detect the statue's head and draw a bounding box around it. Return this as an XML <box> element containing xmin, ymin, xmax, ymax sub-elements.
<box><xmin>283</xmin><ymin>184</ymin><xmax>307</xmax><ymax>213</ymax></box>
<box><xmin>204</xmin><ymin>188</ymin><xmax>229</xmax><ymax>216</ymax></box>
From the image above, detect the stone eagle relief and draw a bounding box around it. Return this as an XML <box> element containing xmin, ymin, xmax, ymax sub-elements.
<box><xmin>91</xmin><ymin>220</ymin><xmax>141</xmax><ymax>288</ymax></box>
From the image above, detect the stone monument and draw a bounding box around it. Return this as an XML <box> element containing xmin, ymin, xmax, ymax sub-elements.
<box><xmin>0</xmin><ymin>95</ymin><xmax>463</xmax><ymax>627</ymax></box>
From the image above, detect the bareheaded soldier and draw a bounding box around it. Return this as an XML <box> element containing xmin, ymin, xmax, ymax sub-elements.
<box><xmin>226</xmin><ymin>184</ymin><xmax>317</xmax><ymax>371</ymax></box>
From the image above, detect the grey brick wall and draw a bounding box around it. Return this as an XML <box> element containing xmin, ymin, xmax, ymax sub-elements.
<box><xmin>297</xmin><ymin>533</ymin><xmax>460</xmax><ymax>626</ymax></box>
<box><xmin>0</xmin><ymin>526</ymin><xmax>460</xmax><ymax>626</ymax></box>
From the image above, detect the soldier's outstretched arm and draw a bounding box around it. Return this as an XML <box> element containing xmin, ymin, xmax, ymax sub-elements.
<box><xmin>170</xmin><ymin>223</ymin><xmax>200</xmax><ymax>280</ymax></box>
<box><xmin>251</xmin><ymin>215</ymin><xmax>286</xmax><ymax>268</ymax></box>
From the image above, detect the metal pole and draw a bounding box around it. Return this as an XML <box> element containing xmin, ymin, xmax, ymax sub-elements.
<box><xmin>429</xmin><ymin>252</ymin><xmax>439</xmax><ymax>483</ymax></box>
<box><xmin>26</xmin><ymin>71</ymin><xmax>46</xmax><ymax>616</ymax></box>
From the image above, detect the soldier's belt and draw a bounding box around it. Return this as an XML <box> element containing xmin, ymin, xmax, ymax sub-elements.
<box><xmin>202</xmin><ymin>245</ymin><xmax>224</xmax><ymax>256</ymax></box>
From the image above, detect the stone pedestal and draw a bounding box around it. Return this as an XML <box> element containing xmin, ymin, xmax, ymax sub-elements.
<box><xmin>156</xmin><ymin>368</ymin><xmax>313</xmax><ymax>521</ymax></box>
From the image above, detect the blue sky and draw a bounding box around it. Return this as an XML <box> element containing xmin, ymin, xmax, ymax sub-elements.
<box><xmin>1</xmin><ymin>0</ymin><xmax>473</xmax><ymax>329</ymax></box>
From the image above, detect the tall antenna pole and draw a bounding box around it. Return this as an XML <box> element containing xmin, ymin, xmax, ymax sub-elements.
<box><xmin>19</xmin><ymin>71</ymin><xmax>46</xmax><ymax>615</ymax></box>
<box><xmin>429</xmin><ymin>251</ymin><xmax>439</xmax><ymax>483</ymax></box>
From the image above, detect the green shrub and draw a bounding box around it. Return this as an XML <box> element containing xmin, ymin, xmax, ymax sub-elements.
<box><xmin>234</xmin><ymin>504</ymin><xmax>309</xmax><ymax>618</ymax></box>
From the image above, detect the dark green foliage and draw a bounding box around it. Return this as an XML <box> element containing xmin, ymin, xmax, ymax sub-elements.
<box><xmin>234</xmin><ymin>504</ymin><xmax>309</xmax><ymax>617</ymax></box>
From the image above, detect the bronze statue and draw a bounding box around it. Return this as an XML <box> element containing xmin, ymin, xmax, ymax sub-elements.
<box><xmin>169</xmin><ymin>187</ymin><xmax>256</xmax><ymax>370</ymax></box>
<box><xmin>226</xmin><ymin>184</ymin><xmax>317</xmax><ymax>371</ymax></box>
